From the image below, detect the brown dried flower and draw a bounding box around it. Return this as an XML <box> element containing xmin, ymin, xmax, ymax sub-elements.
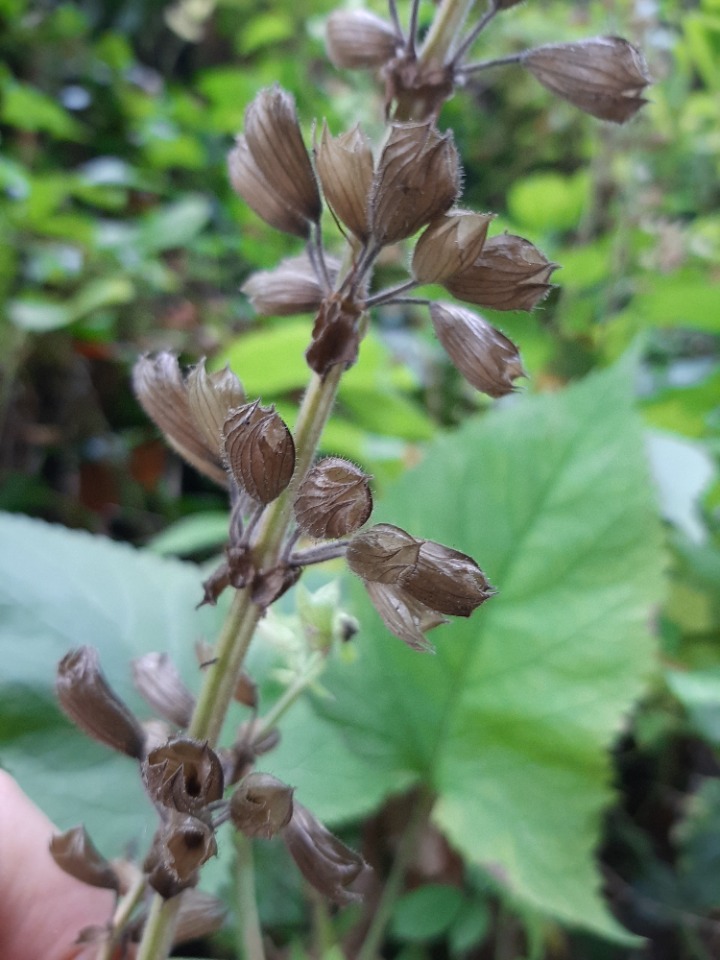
<box><xmin>50</xmin><ymin>825</ymin><xmax>120</xmax><ymax>891</ymax></box>
<box><xmin>346</xmin><ymin>523</ymin><xmax>421</xmax><ymax>583</ymax></box>
<box><xmin>223</xmin><ymin>401</ymin><xmax>296</xmax><ymax>504</ymax></box>
<box><xmin>412</xmin><ymin>211</ymin><xmax>494</xmax><ymax>284</ymax></box>
<box><xmin>132</xmin><ymin>652</ymin><xmax>196</xmax><ymax>729</ymax></box>
<box><xmin>315</xmin><ymin>123</ymin><xmax>375</xmax><ymax>242</ymax></box>
<box><xmin>173</xmin><ymin>890</ymin><xmax>227</xmax><ymax>944</ymax></box>
<box><xmin>306</xmin><ymin>295</ymin><xmax>364</xmax><ymax>376</ymax></box>
<box><xmin>56</xmin><ymin>646</ymin><xmax>145</xmax><ymax>760</ymax></box>
<box><xmin>326</xmin><ymin>10</ymin><xmax>399</xmax><ymax>70</ymax></box>
<box><xmin>283</xmin><ymin>803</ymin><xmax>369</xmax><ymax>905</ymax></box>
<box><xmin>364</xmin><ymin>580</ymin><xmax>447</xmax><ymax>653</ymax></box>
<box><xmin>401</xmin><ymin>539</ymin><xmax>495</xmax><ymax>617</ymax></box>
<box><xmin>294</xmin><ymin>457</ymin><xmax>373</xmax><ymax>540</ymax></box>
<box><xmin>144</xmin><ymin>737</ymin><xmax>224</xmax><ymax>813</ymax></box>
<box><xmin>186</xmin><ymin>361</ymin><xmax>245</xmax><ymax>458</ymax></box>
<box><xmin>445</xmin><ymin>234</ymin><xmax>557</xmax><ymax>310</ymax></box>
<box><xmin>242</xmin><ymin>254</ymin><xmax>331</xmax><ymax>317</ymax></box>
<box><xmin>133</xmin><ymin>353</ymin><xmax>227</xmax><ymax>487</ymax></box>
<box><xmin>145</xmin><ymin>810</ymin><xmax>217</xmax><ymax>897</ymax></box>
<box><xmin>369</xmin><ymin>122</ymin><xmax>461</xmax><ymax>246</ymax></box>
<box><xmin>430</xmin><ymin>302</ymin><xmax>526</xmax><ymax>397</ymax></box>
<box><xmin>523</xmin><ymin>36</ymin><xmax>651</xmax><ymax>123</ymax></box>
<box><xmin>230</xmin><ymin>772</ymin><xmax>294</xmax><ymax>839</ymax></box>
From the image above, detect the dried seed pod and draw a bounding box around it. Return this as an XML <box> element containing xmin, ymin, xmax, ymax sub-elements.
<box><xmin>186</xmin><ymin>361</ymin><xmax>245</xmax><ymax>457</ymax></box>
<box><xmin>445</xmin><ymin>234</ymin><xmax>557</xmax><ymax>311</ymax></box>
<box><xmin>346</xmin><ymin>523</ymin><xmax>420</xmax><ymax>583</ymax></box>
<box><xmin>523</xmin><ymin>36</ymin><xmax>651</xmax><ymax>123</ymax></box>
<box><xmin>228</xmin><ymin>135</ymin><xmax>310</xmax><ymax>238</ymax></box>
<box><xmin>283</xmin><ymin>803</ymin><xmax>369</xmax><ymax>905</ymax></box>
<box><xmin>50</xmin><ymin>826</ymin><xmax>120</xmax><ymax>891</ymax></box>
<box><xmin>144</xmin><ymin>737</ymin><xmax>224</xmax><ymax>813</ymax></box>
<box><xmin>242</xmin><ymin>254</ymin><xmax>328</xmax><ymax>317</ymax></box>
<box><xmin>233</xmin><ymin>671</ymin><xmax>258</xmax><ymax>709</ymax></box>
<box><xmin>145</xmin><ymin>810</ymin><xmax>217</xmax><ymax>897</ymax></box>
<box><xmin>132</xmin><ymin>652</ymin><xmax>196</xmax><ymax>729</ymax></box>
<box><xmin>173</xmin><ymin>890</ymin><xmax>227</xmax><ymax>945</ymax></box>
<box><xmin>401</xmin><ymin>540</ymin><xmax>495</xmax><ymax>617</ymax></box>
<box><xmin>369</xmin><ymin>122</ymin><xmax>461</xmax><ymax>246</ymax></box>
<box><xmin>223</xmin><ymin>401</ymin><xmax>295</xmax><ymax>504</ymax></box>
<box><xmin>412</xmin><ymin>211</ymin><xmax>494</xmax><ymax>284</ymax></box>
<box><xmin>294</xmin><ymin>457</ymin><xmax>373</xmax><ymax>540</ymax></box>
<box><xmin>244</xmin><ymin>86</ymin><xmax>321</xmax><ymax>226</ymax></box>
<box><xmin>230</xmin><ymin>773</ymin><xmax>294</xmax><ymax>839</ymax></box>
<box><xmin>56</xmin><ymin>647</ymin><xmax>145</xmax><ymax>760</ymax></box>
<box><xmin>430</xmin><ymin>302</ymin><xmax>526</xmax><ymax>397</ymax></box>
<box><xmin>326</xmin><ymin>10</ymin><xmax>399</xmax><ymax>69</ymax></box>
<box><xmin>315</xmin><ymin>123</ymin><xmax>375</xmax><ymax>241</ymax></box>
<box><xmin>251</xmin><ymin>562</ymin><xmax>302</xmax><ymax>609</ymax></box>
<box><xmin>306</xmin><ymin>296</ymin><xmax>363</xmax><ymax>376</ymax></box>
<box><xmin>365</xmin><ymin>580</ymin><xmax>447</xmax><ymax>653</ymax></box>
<box><xmin>133</xmin><ymin>353</ymin><xmax>227</xmax><ymax>487</ymax></box>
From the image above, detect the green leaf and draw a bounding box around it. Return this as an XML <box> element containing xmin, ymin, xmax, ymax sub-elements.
<box><xmin>308</xmin><ymin>357</ymin><xmax>663</xmax><ymax>940</ymax></box>
<box><xmin>391</xmin><ymin>885</ymin><xmax>466</xmax><ymax>942</ymax></box>
<box><xmin>0</xmin><ymin>513</ymin><xmax>224</xmax><ymax>848</ymax></box>
<box><xmin>507</xmin><ymin>171</ymin><xmax>590</xmax><ymax>234</ymax></box>
<box><xmin>148</xmin><ymin>511</ymin><xmax>230</xmax><ymax>556</ymax></box>
<box><xmin>137</xmin><ymin>195</ymin><xmax>212</xmax><ymax>253</ymax></box>
<box><xmin>1</xmin><ymin>81</ymin><xmax>84</xmax><ymax>139</ymax></box>
<box><xmin>8</xmin><ymin>277</ymin><xmax>135</xmax><ymax>332</ymax></box>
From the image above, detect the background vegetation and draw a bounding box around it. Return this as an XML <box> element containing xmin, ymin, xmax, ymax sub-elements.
<box><xmin>1</xmin><ymin>0</ymin><xmax>720</xmax><ymax>957</ymax></box>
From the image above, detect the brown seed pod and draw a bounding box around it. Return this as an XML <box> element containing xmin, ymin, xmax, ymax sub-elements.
<box><xmin>294</xmin><ymin>457</ymin><xmax>373</xmax><ymax>540</ymax></box>
<box><xmin>315</xmin><ymin>122</ymin><xmax>375</xmax><ymax>242</ymax></box>
<box><xmin>56</xmin><ymin>646</ymin><xmax>146</xmax><ymax>760</ymax></box>
<box><xmin>412</xmin><ymin>211</ymin><xmax>494</xmax><ymax>284</ymax></box>
<box><xmin>401</xmin><ymin>540</ymin><xmax>495</xmax><ymax>617</ymax></box>
<box><xmin>144</xmin><ymin>737</ymin><xmax>224</xmax><ymax>813</ymax></box>
<box><xmin>346</xmin><ymin>523</ymin><xmax>421</xmax><ymax>583</ymax></box>
<box><xmin>230</xmin><ymin>772</ymin><xmax>294</xmax><ymax>839</ymax></box>
<box><xmin>326</xmin><ymin>10</ymin><xmax>399</xmax><ymax>70</ymax></box>
<box><xmin>50</xmin><ymin>826</ymin><xmax>120</xmax><ymax>891</ymax></box>
<box><xmin>223</xmin><ymin>401</ymin><xmax>296</xmax><ymax>504</ymax></box>
<box><xmin>523</xmin><ymin>36</ymin><xmax>651</xmax><ymax>124</ymax></box>
<box><xmin>430</xmin><ymin>302</ymin><xmax>526</xmax><ymax>398</ymax></box>
<box><xmin>132</xmin><ymin>652</ymin><xmax>196</xmax><ymax>729</ymax></box>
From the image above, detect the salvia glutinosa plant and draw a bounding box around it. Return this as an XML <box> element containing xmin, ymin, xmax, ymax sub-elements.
<box><xmin>51</xmin><ymin>1</ymin><xmax>651</xmax><ymax>957</ymax></box>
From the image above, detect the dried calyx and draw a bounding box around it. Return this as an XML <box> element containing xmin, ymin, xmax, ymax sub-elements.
<box><xmin>347</xmin><ymin>524</ymin><xmax>495</xmax><ymax>650</ymax></box>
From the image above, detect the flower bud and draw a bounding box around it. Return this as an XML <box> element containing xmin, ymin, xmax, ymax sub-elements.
<box><xmin>430</xmin><ymin>302</ymin><xmax>526</xmax><ymax>397</ymax></box>
<box><xmin>326</xmin><ymin>10</ymin><xmax>399</xmax><ymax>69</ymax></box>
<box><xmin>56</xmin><ymin>647</ymin><xmax>145</xmax><ymax>760</ymax></box>
<box><xmin>229</xmin><ymin>135</ymin><xmax>310</xmax><ymax>238</ymax></box>
<box><xmin>132</xmin><ymin>652</ymin><xmax>196</xmax><ymax>729</ymax></box>
<box><xmin>242</xmin><ymin>86</ymin><xmax>321</xmax><ymax>228</ymax></box>
<box><xmin>223</xmin><ymin>401</ymin><xmax>296</xmax><ymax>504</ymax></box>
<box><xmin>283</xmin><ymin>803</ymin><xmax>369</xmax><ymax>905</ymax></box>
<box><xmin>412</xmin><ymin>211</ymin><xmax>494</xmax><ymax>284</ymax></box>
<box><xmin>315</xmin><ymin>123</ymin><xmax>374</xmax><ymax>242</ymax></box>
<box><xmin>369</xmin><ymin>122</ymin><xmax>460</xmax><ymax>246</ymax></box>
<box><xmin>144</xmin><ymin>737</ymin><xmax>224</xmax><ymax>813</ymax></box>
<box><xmin>365</xmin><ymin>580</ymin><xmax>447</xmax><ymax>653</ymax></box>
<box><xmin>242</xmin><ymin>254</ymin><xmax>328</xmax><ymax>317</ymax></box>
<box><xmin>186</xmin><ymin>361</ymin><xmax>245</xmax><ymax>458</ymax></box>
<box><xmin>145</xmin><ymin>810</ymin><xmax>217</xmax><ymax>897</ymax></box>
<box><xmin>294</xmin><ymin>457</ymin><xmax>373</xmax><ymax>540</ymax></box>
<box><xmin>50</xmin><ymin>826</ymin><xmax>120</xmax><ymax>891</ymax></box>
<box><xmin>346</xmin><ymin>523</ymin><xmax>420</xmax><ymax>583</ymax></box>
<box><xmin>523</xmin><ymin>36</ymin><xmax>651</xmax><ymax>124</ymax></box>
<box><xmin>445</xmin><ymin>234</ymin><xmax>557</xmax><ymax>311</ymax></box>
<box><xmin>230</xmin><ymin>773</ymin><xmax>294</xmax><ymax>839</ymax></box>
<box><xmin>133</xmin><ymin>353</ymin><xmax>227</xmax><ymax>487</ymax></box>
<box><xmin>401</xmin><ymin>540</ymin><xmax>495</xmax><ymax>617</ymax></box>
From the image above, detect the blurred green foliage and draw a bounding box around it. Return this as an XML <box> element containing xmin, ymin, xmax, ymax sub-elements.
<box><xmin>1</xmin><ymin>0</ymin><xmax>720</xmax><ymax>957</ymax></box>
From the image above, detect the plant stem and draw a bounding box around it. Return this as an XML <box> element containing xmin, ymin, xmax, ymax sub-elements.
<box><xmin>135</xmin><ymin>894</ymin><xmax>183</xmax><ymax>960</ymax></box>
<box><xmin>253</xmin><ymin>652</ymin><xmax>324</xmax><ymax>739</ymax></box>
<box><xmin>459</xmin><ymin>51</ymin><xmax>523</xmax><ymax>77</ymax></box>
<box><xmin>420</xmin><ymin>0</ymin><xmax>478</xmax><ymax>67</ymax></box>
<box><xmin>356</xmin><ymin>787</ymin><xmax>435</xmax><ymax>960</ymax></box>
<box><xmin>234</xmin><ymin>832</ymin><xmax>266</xmax><ymax>960</ymax></box>
<box><xmin>98</xmin><ymin>873</ymin><xmax>148</xmax><ymax>960</ymax></box>
<box><xmin>450</xmin><ymin>5</ymin><xmax>498</xmax><ymax>68</ymax></box>
<box><xmin>136</xmin><ymin>361</ymin><xmax>347</xmax><ymax>960</ymax></box>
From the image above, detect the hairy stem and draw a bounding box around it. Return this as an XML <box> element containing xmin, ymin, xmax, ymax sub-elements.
<box><xmin>420</xmin><ymin>0</ymin><xmax>478</xmax><ymax>67</ymax></box>
<box><xmin>137</xmin><ymin>362</ymin><xmax>347</xmax><ymax>959</ymax></box>
<box><xmin>356</xmin><ymin>787</ymin><xmax>435</xmax><ymax>960</ymax></box>
<box><xmin>234</xmin><ymin>832</ymin><xmax>266</xmax><ymax>960</ymax></box>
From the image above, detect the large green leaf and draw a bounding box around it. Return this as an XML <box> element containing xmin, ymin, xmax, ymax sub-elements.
<box><xmin>0</xmin><ymin>513</ymin><xmax>224</xmax><ymax>849</ymax></box>
<box><xmin>299</xmin><ymin>358</ymin><xmax>663</xmax><ymax>940</ymax></box>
